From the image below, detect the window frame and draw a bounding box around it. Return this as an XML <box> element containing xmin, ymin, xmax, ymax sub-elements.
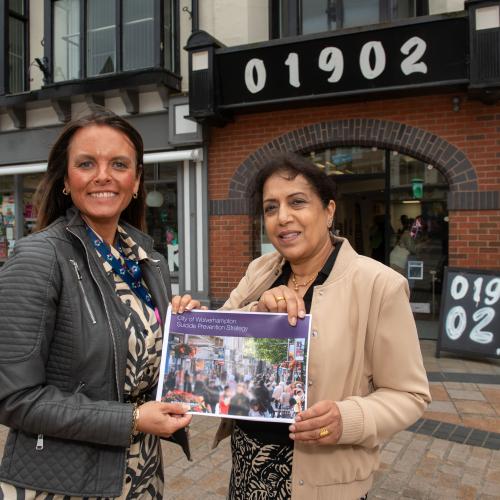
<box><xmin>269</xmin><ymin>0</ymin><xmax>429</xmax><ymax>39</ymax></box>
<box><xmin>0</xmin><ymin>0</ymin><xmax>29</xmax><ymax>95</ymax></box>
<box><xmin>44</xmin><ymin>0</ymin><xmax>179</xmax><ymax>84</ymax></box>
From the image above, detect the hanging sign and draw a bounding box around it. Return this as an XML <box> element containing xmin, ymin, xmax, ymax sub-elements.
<box><xmin>436</xmin><ymin>268</ymin><xmax>500</xmax><ymax>359</ymax></box>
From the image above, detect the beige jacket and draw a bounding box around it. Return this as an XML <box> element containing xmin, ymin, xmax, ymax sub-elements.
<box><xmin>215</xmin><ymin>237</ymin><xmax>431</xmax><ymax>500</ymax></box>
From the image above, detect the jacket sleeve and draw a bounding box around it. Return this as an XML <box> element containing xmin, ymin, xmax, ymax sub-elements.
<box><xmin>336</xmin><ymin>277</ymin><xmax>431</xmax><ymax>448</ymax></box>
<box><xmin>0</xmin><ymin>236</ymin><xmax>133</xmax><ymax>448</ymax></box>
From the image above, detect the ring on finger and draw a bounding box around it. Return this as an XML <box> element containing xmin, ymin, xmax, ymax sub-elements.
<box><xmin>275</xmin><ymin>296</ymin><xmax>286</xmax><ymax>304</ymax></box>
<box><xmin>319</xmin><ymin>427</ymin><xmax>330</xmax><ymax>439</ymax></box>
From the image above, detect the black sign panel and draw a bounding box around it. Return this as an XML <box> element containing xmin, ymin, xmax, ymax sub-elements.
<box><xmin>217</xmin><ymin>16</ymin><xmax>467</xmax><ymax>108</ymax></box>
<box><xmin>437</xmin><ymin>268</ymin><xmax>500</xmax><ymax>360</ymax></box>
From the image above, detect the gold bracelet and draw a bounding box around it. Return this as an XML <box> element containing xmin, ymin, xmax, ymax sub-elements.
<box><xmin>131</xmin><ymin>403</ymin><xmax>140</xmax><ymax>435</ymax></box>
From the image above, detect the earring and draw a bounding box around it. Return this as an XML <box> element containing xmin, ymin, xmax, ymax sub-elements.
<box><xmin>132</xmin><ymin>192</ymin><xmax>138</xmax><ymax>199</ymax></box>
<box><xmin>327</xmin><ymin>218</ymin><xmax>333</xmax><ymax>228</ymax></box>
<box><xmin>62</xmin><ymin>187</ymin><xmax>70</xmax><ymax>196</ymax></box>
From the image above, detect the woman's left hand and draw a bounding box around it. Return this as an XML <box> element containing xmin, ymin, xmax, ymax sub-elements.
<box><xmin>171</xmin><ymin>294</ymin><xmax>206</xmax><ymax>314</ymax></box>
<box><xmin>288</xmin><ymin>400</ymin><xmax>342</xmax><ymax>445</ymax></box>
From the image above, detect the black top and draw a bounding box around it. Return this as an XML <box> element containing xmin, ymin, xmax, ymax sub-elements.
<box><xmin>236</xmin><ymin>241</ymin><xmax>342</xmax><ymax>445</ymax></box>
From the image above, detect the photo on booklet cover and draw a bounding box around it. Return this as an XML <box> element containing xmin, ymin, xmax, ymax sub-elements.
<box><xmin>156</xmin><ymin>307</ymin><xmax>311</xmax><ymax>423</ymax></box>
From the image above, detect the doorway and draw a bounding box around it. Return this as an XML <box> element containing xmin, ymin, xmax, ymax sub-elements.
<box><xmin>309</xmin><ymin>147</ymin><xmax>449</xmax><ymax>339</ymax></box>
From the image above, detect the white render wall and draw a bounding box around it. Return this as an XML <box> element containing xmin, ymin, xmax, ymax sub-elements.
<box><xmin>198</xmin><ymin>0</ymin><xmax>268</xmax><ymax>46</ymax></box>
<box><xmin>429</xmin><ymin>0</ymin><xmax>465</xmax><ymax>15</ymax></box>
<box><xmin>181</xmin><ymin>0</ymin><xmax>268</xmax><ymax>91</ymax></box>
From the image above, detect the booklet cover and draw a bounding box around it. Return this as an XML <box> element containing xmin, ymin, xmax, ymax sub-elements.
<box><xmin>156</xmin><ymin>307</ymin><xmax>311</xmax><ymax>423</ymax></box>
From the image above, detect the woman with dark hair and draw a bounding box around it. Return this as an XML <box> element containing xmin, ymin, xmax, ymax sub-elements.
<box><xmin>0</xmin><ymin>108</ymin><xmax>199</xmax><ymax>498</ymax></box>
<box><xmin>215</xmin><ymin>152</ymin><xmax>430</xmax><ymax>499</ymax></box>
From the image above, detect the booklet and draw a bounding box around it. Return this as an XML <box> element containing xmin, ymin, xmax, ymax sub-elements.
<box><xmin>156</xmin><ymin>307</ymin><xmax>311</xmax><ymax>423</ymax></box>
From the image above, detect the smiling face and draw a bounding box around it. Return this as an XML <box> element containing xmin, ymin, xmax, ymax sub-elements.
<box><xmin>262</xmin><ymin>172</ymin><xmax>335</xmax><ymax>266</ymax></box>
<box><xmin>64</xmin><ymin>124</ymin><xmax>141</xmax><ymax>234</ymax></box>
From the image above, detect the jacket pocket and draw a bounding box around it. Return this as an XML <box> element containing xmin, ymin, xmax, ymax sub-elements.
<box><xmin>35</xmin><ymin>381</ymin><xmax>87</xmax><ymax>451</ymax></box>
<box><xmin>0</xmin><ymin>429</ymin><xmax>123</xmax><ymax>497</ymax></box>
<box><xmin>69</xmin><ymin>259</ymin><xmax>97</xmax><ymax>324</ymax></box>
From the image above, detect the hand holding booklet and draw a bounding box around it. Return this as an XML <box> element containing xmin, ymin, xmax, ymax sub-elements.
<box><xmin>156</xmin><ymin>307</ymin><xmax>311</xmax><ymax>423</ymax></box>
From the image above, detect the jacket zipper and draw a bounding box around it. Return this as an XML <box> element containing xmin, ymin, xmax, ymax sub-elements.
<box><xmin>69</xmin><ymin>259</ymin><xmax>97</xmax><ymax>324</ymax></box>
<box><xmin>66</xmin><ymin>227</ymin><xmax>121</xmax><ymax>400</ymax></box>
<box><xmin>36</xmin><ymin>381</ymin><xmax>87</xmax><ymax>451</ymax></box>
<box><xmin>35</xmin><ymin>434</ymin><xmax>44</xmax><ymax>451</ymax></box>
<box><xmin>153</xmin><ymin>260</ymin><xmax>171</xmax><ymax>304</ymax></box>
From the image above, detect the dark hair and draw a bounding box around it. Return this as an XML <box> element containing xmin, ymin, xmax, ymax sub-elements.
<box><xmin>250</xmin><ymin>152</ymin><xmax>336</xmax><ymax>215</ymax></box>
<box><xmin>34</xmin><ymin>107</ymin><xmax>146</xmax><ymax>231</ymax></box>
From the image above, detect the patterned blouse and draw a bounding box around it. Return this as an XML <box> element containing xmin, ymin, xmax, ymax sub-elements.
<box><xmin>0</xmin><ymin>226</ymin><xmax>164</xmax><ymax>499</ymax></box>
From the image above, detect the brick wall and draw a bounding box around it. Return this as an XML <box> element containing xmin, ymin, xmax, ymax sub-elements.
<box><xmin>207</xmin><ymin>92</ymin><xmax>500</xmax><ymax>304</ymax></box>
<box><xmin>449</xmin><ymin>211</ymin><xmax>500</xmax><ymax>269</ymax></box>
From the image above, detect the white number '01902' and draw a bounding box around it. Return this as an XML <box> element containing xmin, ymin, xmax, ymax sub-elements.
<box><xmin>245</xmin><ymin>59</ymin><xmax>266</xmax><ymax>94</ymax></box>
<box><xmin>318</xmin><ymin>47</ymin><xmax>343</xmax><ymax>83</ymax></box>
<box><xmin>244</xmin><ymin>36</ymin><xmax>428</xmax><ymax>94</ymax></box>
<box><xmin>446</xmin><ymin>305</ymin><xmax>467</xmax><ymax>340</ymax></box>
<box><xmin>400</xmin><ymin>36</ymin><xmax>428</xmax><ymax>75</ymax></box>
<box><xmin>359</xmin><ymin>41</ymin><xmax>386</xmax><ymax>80</ymax></box>
<box><xmin>445</xmin><ymin>275</ymin><xmax>497</xmax><ymax>345</ymax></box>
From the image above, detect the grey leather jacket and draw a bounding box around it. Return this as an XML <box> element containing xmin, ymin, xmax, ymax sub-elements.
<box><xmin>0</xmin><ymin>208</ymin><xmax>172</xmax><ymax>496</ymax></box>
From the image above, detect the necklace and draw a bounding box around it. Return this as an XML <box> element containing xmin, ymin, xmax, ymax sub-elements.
<box><xmin>291</xmin><ymin>272</ymin><xmax>318</xmax><ymax>292</ymax></box>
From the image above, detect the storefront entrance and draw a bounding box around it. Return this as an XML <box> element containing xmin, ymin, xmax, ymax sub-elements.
<box><xmin>315</xmin><ymin>147</ymin><xmax>449</xmax><ymax>338</ymax></box>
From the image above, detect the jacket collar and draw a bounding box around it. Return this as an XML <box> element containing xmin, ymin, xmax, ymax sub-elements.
<box><xmin>64</xmin><ymin>206</ymin><xmax>154</xmax><ymax>254</ymax></box>
<box><xmin>265</xmin><ymin>236</ymin><xmax>359</xmax><ymax>286</ymax></box>
<box><xmin>323</xmin><ymin>236</ymin><xmax>359</xmax><ymax>284</ymax></box>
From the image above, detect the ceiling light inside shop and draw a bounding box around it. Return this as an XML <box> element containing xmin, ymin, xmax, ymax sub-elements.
<box><xmin>146</xmin><ymin>163</ymin><xmax>164</xmax><ymax>207</ymax></box>
<box><xmin>402</xmin><ymin>200</ymin><xmax>421</xmax><ymax>204</ymax></box>
<box><xmin>146</xmin><ymin>190</ymin><xmax>164</xmax><ymax>207</ymax></box>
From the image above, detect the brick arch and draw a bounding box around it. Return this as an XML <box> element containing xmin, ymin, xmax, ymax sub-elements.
<box><xmin>212</xmin><ymin>119</ymin><xmax>481</xmax><ymax>215</ymax></box>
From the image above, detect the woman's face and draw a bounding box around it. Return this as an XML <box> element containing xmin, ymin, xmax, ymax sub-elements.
<box><xmin>262</xmin><ymin>172</ymin><xmax>335</xmax><ymax>265</ymax></box>
<box><xmin>64</xmin><ymin>124</ymin><xmax>141</xmax><ymax>230</ymax></box>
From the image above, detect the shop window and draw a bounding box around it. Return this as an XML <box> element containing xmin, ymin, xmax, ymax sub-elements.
<box><xmin>51</xmin><ymin>0</ymin><xmax>177</xmax><ymax>82</ymax></box>
<box><xmin>0</xmin><ymin>173</ymin><xmax>42</xmax><ymax>264</ymax></box>
<box><xmin>144</xmin><ymin>164</ymin><xmax>179</xmax><ymax>284</ymax></box>
<box><xmin>123</xmin><ymin>0</ymin><xmax>154</xmax><ymax>71</ymax></box>
<box><xmin>270</xmin><ymin>0</ymin><xmax>430</xmax><ymax>38</ymax></box>
<box><xmin>389</xmin><ymin>155</ymin><xmax>448</xmax><ymax>321</ymax></box>
<box><xmin>53</xmin><ymin>0</ymin><xmax>80</xmax><ymax>81</ymax></box>
<box><xmin>86</xmin><ymin>0</ymin><xmax>116</xmax><ymax>76</ymax></box>
<box><xmin>0</xmin><ymin>0</ymin><xmax>28</xmax><ymax>94</ymax></box>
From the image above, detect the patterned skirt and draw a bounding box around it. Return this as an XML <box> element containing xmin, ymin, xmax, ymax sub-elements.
<box><xmin>229</xmin><ymin>425</ymin><xmax>293</xmax><ymax>500</ymax></box>
<box><xmin>228</xmin><ymin>426</ymin><xmax>368</xmax><ymax>500</ymax></box>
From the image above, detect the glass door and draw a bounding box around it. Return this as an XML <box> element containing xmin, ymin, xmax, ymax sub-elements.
<box><xmin>311</xmin><ymin>147</ymin><xmax>390</xmax><ymax>262</ymax></box>
<box><xmin>390</xmin><ymin>154</ymin><xmax>448</xmax><ymax>338</ymax></box>
<box><xmin>144</xmin><ymin>163</ymin><xmax>180</xmax><ymax>287</ymax></box>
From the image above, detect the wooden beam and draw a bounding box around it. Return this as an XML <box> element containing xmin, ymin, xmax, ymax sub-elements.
<box><xmin>51</xmin><ymin>98</ymin><xmax>72</xmax><ymax>122</ymax></box>
<box><xmin>119</xmin><ymin>89</ymin><xmax>139</xmax><ymax>114</ymax></box>
<box><xmin>7</xmin><ymin>106</ymin><xmax>26</xmax><ymax>129</ymax></box>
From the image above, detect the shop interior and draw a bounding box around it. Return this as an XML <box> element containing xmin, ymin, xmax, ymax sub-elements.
<box><xmin>144</xmin><ymin>163</ymin><xmax>180</xmax><ymax>285</ymax></box>
<box><xmin>0</xmin><ymin>173</ymin><xmax>41</xmax><ymax>264</ymax></box>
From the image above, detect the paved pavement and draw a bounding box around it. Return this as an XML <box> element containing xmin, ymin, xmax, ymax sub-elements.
<box><xmin>1</xmin><ymin>340</ymin><xmax>499</xmax><ymax>499</ymax></box>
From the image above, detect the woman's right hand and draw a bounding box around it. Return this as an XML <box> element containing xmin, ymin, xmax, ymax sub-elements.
<box><xmin>135</xmin><ymin>401</ymin><xmax>192</xmax><ymax>438</ymax></box>
<box><xmin>251</xmin><ymin>285</ymin><xmax>306</xmax><ymax>326</ymax></box>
